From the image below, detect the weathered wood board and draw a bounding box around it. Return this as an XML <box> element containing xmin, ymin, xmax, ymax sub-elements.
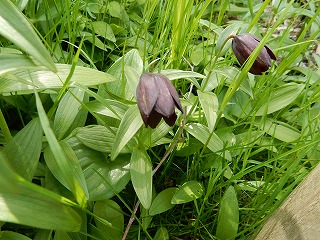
<box><xmin>254</xmin><ymin>163</ymin><xmax>320</xmax><ymax>240</ymax></box>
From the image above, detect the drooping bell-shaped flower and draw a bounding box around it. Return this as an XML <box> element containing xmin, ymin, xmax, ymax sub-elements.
<box><xmin>136</xmin><ymin>73</ymin><xmax>183</xmax><ymax>128</ymax></box>
<box><xmin>230</xmin><ymin>34</ymin><xmax>276</xmax><ymax>75</ymax></box>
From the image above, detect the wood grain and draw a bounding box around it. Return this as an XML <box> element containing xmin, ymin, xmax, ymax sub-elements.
<box><xmin>254</xmin><ymin>163</ymin><xmax>320</xmax><ymax>240</ymax></box>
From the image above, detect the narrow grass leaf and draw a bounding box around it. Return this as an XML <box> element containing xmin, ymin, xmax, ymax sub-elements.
<box><xmin>111</xmin><ymin>105</ymin><xmax>142</xmax><ymax>160</ymax></box>
<box><xmin>185</xmin><ymin>123</ymin><xmax>232</xmax><ymax>160</ymax></box>
<box><xmin>93</xmin><ymin>200</ymin><xmax>124</xmax><ymax>240</ymax></box>
<box><xmin>130</xmin><ymin>148</ymin><xmax>153</xmax><ymax>209</ymax></box>
<box><xmin>0</xmin><ymin>156</ymin><xmax>81</xmax><ymax>231</ymax></box>
<box><xmin>261</xmin><ymin>118</ymin><xmax>301</xmax><ymax>142</ymax></box>
<box><xmin>0</xmin><ymin>0</ymin><xmax>56</xmax><ymax>71</ymax></box>
<box><xmin>149</xmin><ymin>188</ymin><xmax>178</xmax><ymax>216</ymax></box>
<box><xmin>1</xmin><ymin>118</ymin><xmax>42</xmax><ymax>181</ymax></box>
<box><xmin>67</xmin><ymin>137</ymin><xmax>130</xmax><ymax>201</ymax></box>
<box><xmin>0</xmin><ymin>64</ymin><xmax>115</xmax><ymax>94</ymax></box>
<box><xmin>216</xmin><ymin>186</ymin><xmax>239</xmax><ymax>240</ymax></box>
<box><xmin>35</xmin><ymin>91</ymin><xmax>87</xmax><ymax>207</ymax></box>
<box><xmin>197</xmin><ymin>90</ymin><xmax>219</xmax><ymax>132</ymax></box>
<box><xmin>171</xmin><ymin>181</ymin><xmax>203</xmax><ymax>204</ymax></box>
<box><xmin>54</xmin><ymin>87</ymin><xmax>85</xmax><ymax>140</ymax></box>
<box><xmin>255</xmin><ymin>83</ymin><xmax>304</xmax><ymax>116</ymax></box>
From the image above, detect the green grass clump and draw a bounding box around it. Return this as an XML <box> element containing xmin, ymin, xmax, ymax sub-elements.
<box><xmin>0</xmin><ymin>0</ymin><xmax>319</xmax><ymax>239</ymax></box>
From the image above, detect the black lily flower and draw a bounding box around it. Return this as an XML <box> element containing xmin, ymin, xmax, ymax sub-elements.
<box><xmin>230</xmin><ymin>34</ymin><xmax>276</xmax><ymax>75</ymax></box>
<box><xmin>136</xmin><ymin>73</ymin><xmax>183</xmax><ymax>128</ymax></box>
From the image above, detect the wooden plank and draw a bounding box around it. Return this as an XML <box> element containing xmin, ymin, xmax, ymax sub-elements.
<box><xmin>254</xmin><ymin>163</ymin><xmax>320</xmax><ymax>239</ymax></box>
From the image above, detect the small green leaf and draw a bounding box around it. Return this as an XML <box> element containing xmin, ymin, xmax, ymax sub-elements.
<box><xmin>149</xmin><ymin>188</ymin><xmax>178</xmax><ymax>216</ymax></box>
<box><xmin>0</xmin><ymin>0</ymin><xmax>56</xmax><ymax>71</ymax></box>
<box><xmin>111</xmin><ymin>105</ymin><xmax>143</xmax><ymax>160</ymax></box>
<box><xmin>93</xmin><ymin>200</ymin><xmax>124</xmax><ymax>240</ymax></box>
<box><xmin>153</xmin><ymin>227</ymin><xmax>169</xmax><ymax>240</ymax></box>
<box><xmin>185</xmin><ymin>123</ymin><xmax>232</xmax><ymax>161</ymax></box>
<box><xmin>0</xmin><ymin>231</ymin><xmax>32</xmax><ymax>240</ymax></box>
<box><xmin>91</xmin><ymin>21</ymin><xmax>116</xmax><ymax>42</ymax></box>
<box><xmin>171</xmin><ymin>181</ymin><xmax>203</xmax><ymax>204</ymax></box>
<box><xmin>255</xmin><ymin>83</ymin><xmax>304</xmax><ymax>116</ymax></box>
<box><xmin>197</xmin><ymin>91</ymin><xmax>219</xmax><ymax>132</ymax></box>
<box><xmin>1</xmin><ymin>118</ymin><xmax>42</xmax><ymax>181</ymax></box>
<box><xmin>130</xmin><ymin>149</ymin><xmax>153</xmax><ymax>209</ymax></box>
<box><xmin>216</xmin><ymin>186</ymin><xmax>239</xmax><ymax>240</ymax></box>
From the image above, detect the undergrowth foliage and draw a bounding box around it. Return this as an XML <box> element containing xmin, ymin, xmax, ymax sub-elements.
<box><xmin>0</xmin><ymin>0</ymin><xmax>319</xmax><ymax>239</ymax></box>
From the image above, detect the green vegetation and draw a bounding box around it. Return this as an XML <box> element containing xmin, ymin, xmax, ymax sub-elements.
<box><xmin>0</xmin><ymin>0</ymin><xmax>319</xmax><ymax>239</ymax></box>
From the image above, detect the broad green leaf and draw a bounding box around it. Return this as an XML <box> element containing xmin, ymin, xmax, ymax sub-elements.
<box><xmin>91</xmin><ymin>21</ymin><xmax>116</xmax><ymax>42</ymax></box>
<box><xmin>130</xmin><ymin>148</ymin><xmax>153</xmax><ymax>209</ymax></box>
<box><xmin>153</xmin><ymin>227</ymin><xmax>169</xmax><ymax>240</ymax></box>
<box><xmin>171</xmin><ymin>181</ymin><xmax>204</xmax><ymax>204</ymax></box>
<box><xmin>1</xmin><ymin>118</ymin><xmax>42</xmax><ymax>181</ymax></box>
<box><xmin>0</xmin><ymin>156</ymin><xmax>81</xmax><ymax>231</ymax></box>
<box><xmin>215</xmin><ymin>23</ymin><xmax>243</xmax><ymax>55</ymax></box>
<box><xmin>44</xmin><ymin>140</ymin><xmax>89</xmax><ymax>200</ymax></box>
<box><xmin>261</xmin><ymin>118</ymin><xmax>301</xmax><ymax>142</ymax></box>
<box><xmin>93</xmin><ymin>200</ymin><xmax>124</xmax><ymax>240</ymax></box>
<box><xmin>74</xmin><ymin>125</ymin><xmax>115</xmax><ymax>153</ymax></box>
<box><xmin>216</xmin><ymin>186</ymin><xmax>239</xmax><ymax>240</ymax></box>
<box><xmin>0</xmin><ymin>64</ymin><xmax>115</xmax><ymax>94</ymax></box>
<box><xmin>0</xmin><ymin>54</ymin><xmax>39</xmax><ymax>75</ymax></box>
<box><xmin>67</xmin><ymin>136</ymin><xmax>130</xmax><ymax>201</ymax></box>
<box><xmin>106</xmin><ymin>49</ymin><xmax>143</xmax><ymax>100</ymax></box>
<box><xmin>54</xmin><ymin>87</ymin><xmax>85</xmax><ymax>140</ymax></box>
<box><xmin>0</xmin><ymin>0</ymin><xmax>56</xmax><ymax>71</ymax></box>
<box><xmin>149</xmin><ymin>188</ymin><xmax>178</xmax><ymax>216</ymax></box>
<box><xmin>185</xmin><ymin>123</ymin><xmax>232</xmax><ymax>161</ymax></box>
<box><xmin>160</xmin><ymin>69</ymin><xmax>205</xmax><ymax>80</ymax></box>
<box><xmin>255</xmin><ymin>83</ymin><xmax>304</xmax><ymax>116</ymax></box>
<box><xmin>124</xmin><ymin>65</ymin><xmax>141</xmax><ymax>98</ymax></box>
<box><xmin>197</xmin><ymin>91</ymin><xmax>219</xmax><ymax>132</ymax></box>
<box><xmin>0</xmin><ymin>231</ymin><xmax>32</xmax><ymax>240</ymax></box>
<box><xmin>35</xmin><ymin>91</ymin><xmax>87</xmax><ymax>207</ymax></box>
<box><xmin>85</xmin><ymin>100</ymin><xmax>128</xmax><ymax>120</ymax></box>
<box><xmin>111</xmin><ymin>105</ymin><xmax>142</xmax><ymax>160</ymax></box>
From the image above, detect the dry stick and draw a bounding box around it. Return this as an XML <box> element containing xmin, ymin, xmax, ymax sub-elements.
<box><xmin>122</xmin><ymin>116</ymin><xmax>185</xmax><ymax>240</ymax></box>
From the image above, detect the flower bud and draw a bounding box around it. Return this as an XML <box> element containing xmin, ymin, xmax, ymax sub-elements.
<box><xmin>230</xmin><ymin>34</ymin><xmax>276</xmax><ymax>75</ymax></box>
<box><xmin>136</xmin><ymin>73</ymin><xmax>183</xmax><ymax>128</ymax></box>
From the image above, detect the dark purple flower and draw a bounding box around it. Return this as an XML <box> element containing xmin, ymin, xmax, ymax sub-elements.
<box><xmin>136</xmin><ymin>73</ymin><xmax>183</xmax><ymax>128</ymax></box>
<box><xmin>230</xmin><ymin>34</ymin><xmax>276</xmax><ymax>75</ymax></box>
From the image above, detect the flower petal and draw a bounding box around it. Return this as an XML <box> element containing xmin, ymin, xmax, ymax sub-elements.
<box><xmin>136</xmin><ymin>73</ymin><xmax>159</xmax><ymax>117</ymax></box>
<box><xmin>161</xmin><ymin>75</ymin><xmax>183</xmax><ymax>112</ymax></box>
<box><xmin>153</xmin><ymin>74</ymin><xmax>175</xmax><ymax>117</ymax></box>
<box><xmin>146</xmin><ymin>109</ymin><xmax>163</xmax><ymax>129</ymax></box>
<box><xmin>163</xmin><ymin>112</ymin><xmax>178</xmax><ymax>127</ymax></box>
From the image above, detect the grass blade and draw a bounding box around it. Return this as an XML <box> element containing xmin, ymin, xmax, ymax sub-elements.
<box><xmin>0</xmin><ymin>0</ymin><xmax>56</xmax><ymax>71</ymax></box>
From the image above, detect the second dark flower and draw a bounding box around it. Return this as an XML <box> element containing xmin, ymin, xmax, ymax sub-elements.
<box><xmin>230</xmin><ymin>34</ymin><xmax>276</xmax><ymax>75</ymax></box>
